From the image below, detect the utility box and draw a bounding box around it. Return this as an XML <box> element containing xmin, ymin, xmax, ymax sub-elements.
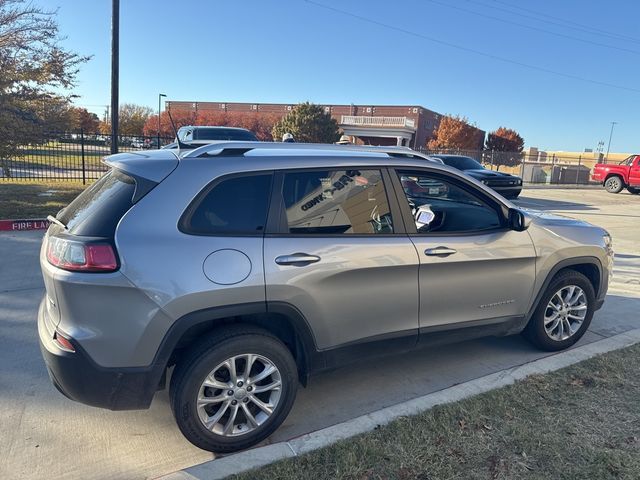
<box><xmin>522</xmin><ymin>163</ymin><xmax>548</xmax><ymax>183</ymax></box>
<box><xmin>551</xmin><ymin>165</ymin><xmax>591</xmax><ymax>184</ymax></box>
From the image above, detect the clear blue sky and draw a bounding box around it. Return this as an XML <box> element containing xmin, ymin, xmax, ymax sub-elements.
<box><xmin>47</xmin><ymin>0</ymin><xmax>640</xmax><ymax>152</ymax></box>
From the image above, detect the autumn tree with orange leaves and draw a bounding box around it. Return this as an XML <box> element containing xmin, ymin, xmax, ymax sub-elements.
<box><xmin>427</xmin><ymin>115</ymin><xmax>483</xmax><ymax>150</ymax></box>
<box><xmin>485</xmin><ymin>127</ymin><xmax>525</xmax><ymax>170</ymax></box>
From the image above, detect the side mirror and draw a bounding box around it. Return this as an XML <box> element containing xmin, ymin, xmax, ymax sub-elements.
<box><xmin>415</xmin><ymin>205</ymin><xmax>435</xmax><ymax>231</ymax></box>
<box><xmin>508</xmin><ymin>208</ymin><xmax>531</xmax><ymax>231</ymax></box>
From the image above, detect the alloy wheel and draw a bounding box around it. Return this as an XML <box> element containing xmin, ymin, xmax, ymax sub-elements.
<box><xmin>543</xmin><ymin>285</ymin><xmax>588</xmax><ymax>341</ymax></box>
<box><xmin>196</xmin><ymin>354</ymin><xmax>282</xmax><ymax>437</ymax></box>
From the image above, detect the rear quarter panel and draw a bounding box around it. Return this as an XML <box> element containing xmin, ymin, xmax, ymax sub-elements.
<box><xmin>113</xmin><ymin>159</ymin><xmax>271</xmax><ymax>336</ymax></box>
<box><xmin>592</xmin><ymin>164</ymin><xmax>629</xmax><ymax>183</ymax></box>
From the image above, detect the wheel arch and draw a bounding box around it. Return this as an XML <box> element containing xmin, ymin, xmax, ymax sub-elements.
<box><xmin>604</xmin><ymin>173</ymin><xmax>626</xmax><ymax>185</ymax></box>
<box><xmin>528</xmin><ymin>256</ymin><xmax>603</xmax><ymax>322</ymax></box>
<box><xmin>150</xmin><ymin>302</ymin><xmax>320</xmax><ymax>390</ymax></box>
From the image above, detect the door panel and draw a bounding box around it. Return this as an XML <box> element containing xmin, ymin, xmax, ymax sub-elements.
<box><xmin>264</xmin><ymin>167</ymin><xmax>419</xmax><ymax>350</ymax></box>
<box><xmin>391</xmin><ymin>168</ymin><xmax>537</xmax><ymax>332</ymax></box>
<box><xmin>629</xmin><ymin>156</ymin><xmax>640</xmax><ymax>186</ymax></box>
<box><xmin>264</xmin><ymin>237</ymin><xmax>419</xmax><ymax>349</ymax></box>
<box><xmin>410</xmin><ymin>231</ymin><xmax>536</xmax><ymax>329</ymax></box>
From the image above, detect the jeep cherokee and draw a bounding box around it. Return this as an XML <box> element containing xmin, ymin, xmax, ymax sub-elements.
<box><xmin>38</xmin><ymin>142</ymin><xmax>613</xmax><ymax>452</ymax></box>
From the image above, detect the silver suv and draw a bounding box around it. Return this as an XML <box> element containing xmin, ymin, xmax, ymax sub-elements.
<box><xmin>38</xmin><ymin>142</ymin><xmax>613</xmax><ymax>452</ymax></box>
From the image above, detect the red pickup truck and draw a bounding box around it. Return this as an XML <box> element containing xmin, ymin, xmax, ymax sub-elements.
<box><xmin>592</xmin><ymin>154</ymin><xmax>640</xmax><ymax>194</ymax></box>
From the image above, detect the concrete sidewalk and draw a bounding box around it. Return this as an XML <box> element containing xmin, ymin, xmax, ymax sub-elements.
<box><xmin>1</xmin><ymin>188</ymin><xmax>639</xmax><ymax>480</ymax></box>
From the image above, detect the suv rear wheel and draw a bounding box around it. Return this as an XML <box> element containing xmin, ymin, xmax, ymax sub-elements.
<box><xmin>523</xmin><ymin>270</ymin><xmax>595</xmax><ymax>351</ymax></box>
<box><xmin>604</xmin><ymin>176</ymin><xmax>624</xmax><ymax>193</ymax></box>
<box><xmin>170</xmin><ymin>326</ymin><xmax>298</xmax><ymax>452</ymax></box>
<box><xmin>627</xmin><ymin>187</ymin><xmax>640</xmax><ymax>195</ymax></box>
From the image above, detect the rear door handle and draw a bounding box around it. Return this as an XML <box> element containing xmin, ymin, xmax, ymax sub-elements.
<box><xmin>424</xmin><ymin>246</ymin><xmax>457</xmax><ymax>257</ymax></box>
<box><xmin>275</xmin><ymin>253</ymin><xmax>321</xmax><ymax>266</ymax></box>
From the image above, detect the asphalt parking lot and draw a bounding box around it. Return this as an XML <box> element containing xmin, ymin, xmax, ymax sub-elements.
<box><xmin>1</xmin><ymin>188</ymin><xmax>639</xmax><ymax>480</ymax></box>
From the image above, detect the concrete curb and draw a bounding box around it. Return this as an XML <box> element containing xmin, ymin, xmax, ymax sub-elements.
<box><xmin>157</xmin><ymin>327</ymin><xmax>640</xmax><ymax>480</ymax></box>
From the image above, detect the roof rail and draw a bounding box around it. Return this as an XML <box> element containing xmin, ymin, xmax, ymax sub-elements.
<box><xmin>180</xmin><ymin>141</ymin><xmax>436</xmax><ymax>161</ymax></box>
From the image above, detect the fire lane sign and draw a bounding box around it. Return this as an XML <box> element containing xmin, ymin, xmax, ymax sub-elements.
<box><xmin>0</xmin><ymin>219</ymin><xmax>50</xmax><ymax>231</ymax></box>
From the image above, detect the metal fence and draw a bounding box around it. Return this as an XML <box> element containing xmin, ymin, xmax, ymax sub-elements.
<box><xmin>0</xmin><ymin>132</ymin><xmax>173</xmax><ymax>183</ymax></box>
<box><xmin>416</xmin><ymin>148</ymin><xmax>604</xmax><ymax>185</ymax></box>
<box><xmin>1</xmin><ymin>131</ymin><xmax>607</xmax><ymax>186</ymax></box>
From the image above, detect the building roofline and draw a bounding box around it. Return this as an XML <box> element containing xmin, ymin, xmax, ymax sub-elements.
<box><xmin>167</xmin><ymin>100</ymin><xmax>436</xmax><ymax>111</ymax></box>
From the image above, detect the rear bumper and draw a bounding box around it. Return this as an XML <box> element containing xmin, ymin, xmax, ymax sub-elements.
<box><xmin>38</xmin><ymin>298</ymin><xmax>159</xmax><ymax>410</ymax></box>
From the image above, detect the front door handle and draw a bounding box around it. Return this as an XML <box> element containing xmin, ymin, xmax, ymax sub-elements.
<box><xmin>275</xmin><ymin>253</ymin><xmax>321</xmax><ymax>266</ymax></box>
<box><xmin>424</xmin><ymin>246</ymin><xmax>457</xmax><ymax>257</ymax></box>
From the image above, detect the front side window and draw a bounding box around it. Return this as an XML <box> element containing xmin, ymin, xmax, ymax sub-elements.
<box><xmin>397</xmin><ymin>171</ymin><xmax>503</xmax><ymax>234</ymax></box>
<box><xmin>182</xmin><ymin>174</ymin><xmax>272</xmax><ymax>235</ymax></box>
<box><xmin>281</xmin><ymin>169</ymin><xmax>393</xmax><ymax>234</ymax></box>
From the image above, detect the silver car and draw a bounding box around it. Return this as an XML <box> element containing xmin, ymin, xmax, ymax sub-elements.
<box><xmin>38</xmin><ymin>142</ymin><xmax>613</xmax><ymax>452</ymax></box>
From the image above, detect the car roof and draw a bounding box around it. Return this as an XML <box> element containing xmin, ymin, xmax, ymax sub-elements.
<box><xmin>173</xmin><ymin>141</ymin><xmax>458</xmax><ymax>172</ymax></box>
<box><xmin>179</xmin><ymin>141</ymin><xmax>434</xmax><ymax>160</ymax></box>
<box><xmin>177</xmin><ymin>125</ymin><xmax>253</xmax><ymax>132</ymax></box>
<box><xmin>103</xmin><ymin>143</ymin><xmax>511</xmax><ymax>206</ymax></box>
<box><xmin>428</xmin><ymin>154</ymin><xmax>477</xmax><ymax>159</ymax></box>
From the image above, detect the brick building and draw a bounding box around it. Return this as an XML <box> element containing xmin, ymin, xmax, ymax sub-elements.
<box><xmin>165</xmin><ymin>101</ymin><xmax>486</xmax><ymax>148</ymax></box>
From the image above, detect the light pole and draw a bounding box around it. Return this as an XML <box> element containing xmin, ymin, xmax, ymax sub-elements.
<box><xmin>110</xmin><ymin>0</ymin><xmax>119</xmax><ymax>154</ymax></box>
<box><xmin>158</xmin><ymin>93</ymin><xmax>166</xmax><ymax>147</ymax></box>
<box><xmin>605</xmin><ymin>121</ymin><xmax>618</xmax><ymax>163</ymax></box>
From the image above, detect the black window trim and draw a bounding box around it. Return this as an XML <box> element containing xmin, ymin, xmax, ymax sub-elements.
<box><xmin>265</xmin><ymin>167</ymin><xmax>407</xmax><ymax>237</ymax></box>
<box><xmin>389</xmin><ymin>167</ymin><xmax>511</xmax><ymax>237</ymax></box>
<box><xmin>178</xmin><ymin>170</ymin><xmax>275</xmax><ymax>237</ymax></box>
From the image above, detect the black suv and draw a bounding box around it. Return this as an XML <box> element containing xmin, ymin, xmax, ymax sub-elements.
<box><xmin>430</xmin><ymin>155</ymin><xmax>523</xmax><ymax>199</ymax></box>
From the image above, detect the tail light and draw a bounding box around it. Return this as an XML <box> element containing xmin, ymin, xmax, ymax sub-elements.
<box><xmin>53</xmin><ymin>330</ymin><xmax>76</xmax><ymax>353</ymax></box>
<box><xmin>46</xmin><ymin>235</ymin><xmax>118</xmax><ymax>272</ymax></box>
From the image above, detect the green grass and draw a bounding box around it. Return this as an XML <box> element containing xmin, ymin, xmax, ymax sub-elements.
<box><xmin>8</xmin><ymin>142</ymin><xmax>141</xmax><ymax>170</ymax></box>
<box><xmin>0</xmin><ymin>181</ymin><xmax>88</xmax><ymax>219</ymax></box>
<box><xmin>236</xmin><ymin>343</ymin><xmax>640</xmax><ymax>480</ymax></box>
<box><xmin>12</xmin><ymin>146</ymin><xmax>107</xmax><ymax>169</ymax></box>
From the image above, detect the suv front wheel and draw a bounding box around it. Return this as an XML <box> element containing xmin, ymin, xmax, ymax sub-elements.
<box><xmin>170</xmin><ymin>326</ymin><xmax>298</xmax><ymax>452</ymax></box>
<box><xmin>523</xmin><ymin>270</ymin><xmax>595</xmax><ymax>351</ymax></box>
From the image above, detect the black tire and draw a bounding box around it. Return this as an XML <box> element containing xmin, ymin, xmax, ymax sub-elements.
<box><xmin>604</xmin><ymin>176</ymin><xmax>624</xmax><ymax>193</ymax></box>
<box><xmin>627</xmin><ymin>187</ymin><xmax>640</xmax><ymax>195</ymax></box>
<box><xmin>523</xmin><ymin>270</ymin><xmax>595</xmax><ymax>351</ymax></box>
<box><xmin>170</xmin><ymin>325</ymin><xmax>298</xmax><ymax>453</ymax></box>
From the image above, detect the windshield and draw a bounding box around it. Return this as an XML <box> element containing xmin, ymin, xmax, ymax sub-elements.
<box><xmin>437</xmin><ymin>156</ymin><xmax>484</xmax><ymax>170</ymax></box>
<box><xmin>193</xmin><ymin>128</ymin><xmax>258</xmax><ymax>141</ymax></box>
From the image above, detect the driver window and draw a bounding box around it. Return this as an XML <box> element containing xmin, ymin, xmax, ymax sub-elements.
<box><xmin>397</xmin><ymin>171</ymin><xmax>503</xmax><ymax>234</ymax></box>
<box><xmin>282</xmin><ymin>169</ymin><xmax>394</xmax><ymax>234</ymax></box>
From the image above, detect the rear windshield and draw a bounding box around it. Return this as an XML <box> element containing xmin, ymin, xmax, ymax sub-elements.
<box><xmin>194</xmin><ymin>128</ymin><xmax>258</xmax><ymax>141</ymax></box>
<box><xmin>57</xmin><ymin>169</ymin><xmax>136</xmax><ymax>237</ymax></box>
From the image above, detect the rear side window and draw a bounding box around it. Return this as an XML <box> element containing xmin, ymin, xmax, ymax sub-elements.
<box><xmin>58</xmin><ymin>169</ymin><xmax>137</xmax><ymax>238</ymax></box>
<box><xmin>181</xmin><ymin>174</ymin><xmax>273</xmax><ymax>235</ymax></box>
<box><xmin>281</xmin><ymin>169</ymin><xmax>394</xmax><ymax>234</ymax></box>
